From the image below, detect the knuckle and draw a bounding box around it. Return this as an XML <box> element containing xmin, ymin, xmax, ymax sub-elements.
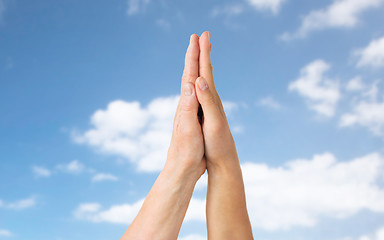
<box><xmin>181</xmin><ymin>103</ymin><xmax>194</xmax><ymax>112</ymax></box>
<box><xmin>199</xmin><ymin>64</ymin><xmax>213</xmax><ymax>72</ymax></box>
<box><xmin>182</xmin><ymin>71</ymin><xmax>196</xmax><ymax>83</ymax></box>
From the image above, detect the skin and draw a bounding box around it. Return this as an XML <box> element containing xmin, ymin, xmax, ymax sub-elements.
<box><xmin>196</xmin><ymin>31</ymin><xmax>254</xmax><ymax>240</ymax></box>
<box><xmin>121</xmin><ymin>32</ymin><xmax>253</xmax><ymax>240</ymax></box>
<box><xmin>121</xmin><ymin>34</ymin><xmax>204</xmax><ymax>240</ymax></box>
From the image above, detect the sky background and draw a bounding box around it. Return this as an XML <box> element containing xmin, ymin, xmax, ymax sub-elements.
<box><xmin>1</xmin><ymin>0</ymin><xmax>384</xmax><ymax>239</ymax></box>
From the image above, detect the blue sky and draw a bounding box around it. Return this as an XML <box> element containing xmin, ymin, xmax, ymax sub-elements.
<box><xmin>1</xmin><ymin>0</ymin><xmax>384</xmax><ymax>239</ymax></box>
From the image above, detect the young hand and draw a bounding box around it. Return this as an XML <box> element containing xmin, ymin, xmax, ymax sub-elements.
<box><xmin>194</xmin><ymin>31</ymin><xmax>239</xmax><ymax>172</ymax></box>
<box><xmin>165</xmin><ymin>34</ymin><xmax>206</xmax><ymax>182</ymax></box>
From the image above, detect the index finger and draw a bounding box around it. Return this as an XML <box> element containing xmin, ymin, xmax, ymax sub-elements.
<box><xmin>181</xmin><ymin>34</ymin><xmax>200</xmax><ymax>86</ymax></box>
<box><xmin>199</xmin><ymin>31</ymin><xmax>215</xmax><ymax>91</ymax></box>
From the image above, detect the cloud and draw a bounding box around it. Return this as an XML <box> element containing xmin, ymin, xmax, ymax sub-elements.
<box><xmin>91</xmin><ymin>173</ymin><xmax>119</xmax><ymax>183</ymax></box>
<box><xmin>346</xmin><ymin>76</ymin><xmax>365</xmax><ymax>91</ymax></box>
<box><xmin>32</xmin><ymin>166</ymin><xmax>51</xmax><ymax>178</ymax></box>
<box><xmin>56</xmin><ymin>160</ymin><xmax>85</xmax><ymax>174</ymax></box>
<box><xmin>281</xmin><ymin>0</ymin><xmax>384</xmax><ymax>40</ymax></box>
<box><xmin>74</xmin><ymin>199</ymin><xmax>144</xmax><ymax>224</ymax></box>
<box><xmin>257</xmin><ymin>96</ymin><xmax>282</xmax><ymax>110</ymax></box>
<box><xmin>127</xmin><ymin>0</ymin><xmax>150</xmax><ymax>15</ymax></box>
<box><xmin>73</xmin><ymin>96</ymin><xmax>178</xmax><ymax>172</ymax></box>
<box><xmin>74</xmin><ymin>96</ymin><xmax>238</xmax><ymax>172</ymax></box>
<box><xmin>341</xmin><ymin>226</ymin><xmax>384</xmax><ymax>240</ymax></box>
<box><xmin>74</xmin><ymin>196</ymin><xmax>206</xmax><ymax>225</ymax></box>
<box><xmin>289</xmin><ymin>60</ymin><xmax>340</xmax><ymax>117</ymax></box>
<box><xmin>246</xmin><ymin>0</ymin><xmax>286</xmax><ymax>14</ymax></box>
<box><xmin>0</xmin><ymin>229</ymin><xmax>13</xmax><ymax>237</ymax></box>
<box><xmin>193</xmin><ymin>152</ymin><xmax>384</xmax><ymax>231</ymax></box>
<box><xmin>340</xmin><ymin>81</ymin><xmax>384</xmax><ymax>136</ymax></box>
<box><xmin>0</xmin><ymin>197</ymin><xmax>36</xmax><ymax>210</ymax></box>
<box><xmin>74</xmin><ymin>152</ymin><xmax>384</xmax><ymax>231</ymax></box>
<box><xmin>178</xmin><ymin>234</ymin><xmax>206</xmax><ymax>240</ymax></box>
<box><xmin>211</xmin><ymin>4</ymin><xmax>244</xmax><ymax>17</ymax></box>
<box><xmin>244</xmin><ymin>152</ymin><xmax>384</xmax><ymax>230</ymax></box>
<box><xmin>184</xmin><ymin>198</ymin><xmax>206</xmax><ymax>222</ymax></box>
<box><xmin>212</xmin><ymin>0</ymin><xmax>285</xmax><ymax>18</ymax></box>
<box><xmin>355</xmin><ymin>36</ymin><xmax>384</xmax><ymax>68</ymax></box>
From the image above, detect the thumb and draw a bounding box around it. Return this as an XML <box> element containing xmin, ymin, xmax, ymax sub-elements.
<box><xmin>195</xmin><ymin>76</ymin><xmax>222</xmax><ymax>122</ymax></box>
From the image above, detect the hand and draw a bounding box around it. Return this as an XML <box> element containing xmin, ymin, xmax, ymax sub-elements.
<box><xmin>194</xmin><ymin>31</ymin><xmax>239</xmax><ymax>172</ymax></box>
<box><xmin>165</xmin><ymin>34</ymin><xmax>206</xmax><ymax>182</ymax></box>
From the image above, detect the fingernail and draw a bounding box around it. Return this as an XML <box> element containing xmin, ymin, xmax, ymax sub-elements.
<box><xmin>198</xmin><ymin>77</ymin><xmax>209</xmax><ymax>91</ymax></box>
<box><xmin>184</xmin><ymin>83</ymin><xmax>193</xmax><ymax>96</ymax></box>
<box><xmin>190</xmin><ymin>34</ymin><xmax>194</xmax><ymax>44</ymax></box>
<box><xmin>207</xmin><ymin>31</ymin><xmax>211</xmax><ymax>41</ymax></box>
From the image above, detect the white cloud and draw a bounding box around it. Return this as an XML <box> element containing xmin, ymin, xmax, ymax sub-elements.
<box><xmin>0</xmin><ymin>197</ymin><xmax>36</xmax><ymax>210</ymax></box>
<box><xmin>341</xmin><ymin>226</ymin><xmax>384</xmax><ymax>240</ymax></box>
<box><xmin>346</xmin><ymin>76</ymin><xmax>365</xmax><ymax>91</ymax></box>
<box><xmin>212</xmin><ymin>0</ymin><xmax>285</xmax><ymax>18</ymax></box>
<box><xmin>257</xmin><ymin>96</ymin><xmax>282</xmax><ymax>110</ymax></box>
<box><xmin>56</xmin><ymin>160</ymin><xmax>85</xmax><ymax>174</ymax></box>
<box><xmin>340</xmin><ymin>81</ymin><xmax>384</xmax><ymax>136</ymax></box>
<box><xmin>74</xmin><ymin>152</ymin><xmax>384</xmax><ymax>231</ymax></box>
<box><xmin>281</xmin><ymin>0</ymin><xmax>384</xmax><ymax>40</ymax></box>
<box><xmin>211</xmin><ymin>4</ymin><xmax>244</xmax><ymax>17</ymax></box>
<box><xmin>74</xmin><ymin>196</ymin><xmax>206</xmax><ymax>225</ymax></box>
<box><xmin>184</xmin><ymin>198</ymin><xmax>206</xmax><ymax>222</ymax></box>
<box><xmin>0</xmin><ymin>229</ymin><xmax>13</xmax><ymax>237</ymax></box>
<box><xmin>74</xmin><ymin>199</ymin><xmax>144</xmax><ymax>224</ymax></box>
<box><xmin>127</xmin><ymin>0</ymin><xmax>150</xmax><ymax>15</ymax></box>
<box><xmin>92</xmin><ymin>173</ymin><xmax>119</xmax><ymax>182</ymax></box>
<box><xmin>289</xmin><ymin>60</ymin><xmax>340</xmax><ymax>117</ymax></box>
<box><xmin>243</xmin><ymin>152</ymin><xmax>384</xmax><ymax>230</ymax></box>
<box><xmin>355</xmin><ymin>36</ymin><xmax>384</xmax><ymax>68</ymax></box>
<box><xmin>73</xmin><ymin>96</ymin><xmax>178</xmax><ymax>172</ymax></box>
<box><xmin>74</xmin><ymin>96</ymin><xmax>238</xmax><ymax>172</ymax></box>
<box><xmin>178</xmin><ymin>234</ymin><xmax>206</xmax><ymax>240</ymax></box>
<box><xmin>32</xmin><ymin>166</ymin><xmax>51</xmax><ymax>178</ymax></box>
<box><xmin>193</xmin><ymin>152</ymin><xmax>384</xmax><ymax>231</ymax></box>
<box><xmin>246</xmin><ymin>0</ymin><xmax>286</xmax><ymax>14</ymax></box>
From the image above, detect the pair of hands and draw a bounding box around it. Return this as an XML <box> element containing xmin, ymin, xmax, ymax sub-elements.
<box><xmin>122</xmin><ymin>31</ymin><xmax>253</xmax><ymax>240</ymax></box>
<box><xmin>165</xmin><ymin>31</ymin><xmax>239</xmax><ymax>183</ymax></box>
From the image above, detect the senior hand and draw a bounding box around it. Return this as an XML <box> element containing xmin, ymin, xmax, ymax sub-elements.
<box><xmin>165</xmin><ymin>34</ymin><xmax>206</xmax><ymax>182</ymax></box>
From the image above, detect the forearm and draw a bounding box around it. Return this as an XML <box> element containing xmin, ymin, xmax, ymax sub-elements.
<box><xmin>121</xmin><ymin>166</ymin><xmax>198</xmax><ymax>240</ymax></box>
<box><xmin>206</xmin><ymin>160</ymin><xmax>254</xmax><ymax>240</ymax></box>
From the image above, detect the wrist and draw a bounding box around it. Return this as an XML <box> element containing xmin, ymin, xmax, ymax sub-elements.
<box><xmin>162</xmin><ymin>160</ymin><xmax>202</xmax><ymax>187</ymax></box>
<box><xmin>207</xmin><ymin>157</ymin><xmax>242</xmax><ymax>178</ymax></box>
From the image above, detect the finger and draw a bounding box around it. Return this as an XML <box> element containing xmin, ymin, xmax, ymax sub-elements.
<box><xmin>199</xmin><ymin>31</ymin><xmax>225</xmax><ymax>114</ymax></box>
<box><xmin>195</xmin><ymin>76</ymin><xmax>223</xmax><ymax>122</ymax></box>
<box><xmin>199</xmin><ymin>31</ymin><xmax>215</xmax><ymax>91</ymax></box>
<box><xmin>174</xmin><ymin>34</ymin><xmax>200</xmax><ymax>125</ymax></box>
<box><xmin>176</xmin><ymin>82</ymin><xmax>199</xmax><ymax>129</ymax></box>
<box><xmin>182</xmin><ymin>34</ymin><xmax>200</xmax><ymax>86</ymax></box>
